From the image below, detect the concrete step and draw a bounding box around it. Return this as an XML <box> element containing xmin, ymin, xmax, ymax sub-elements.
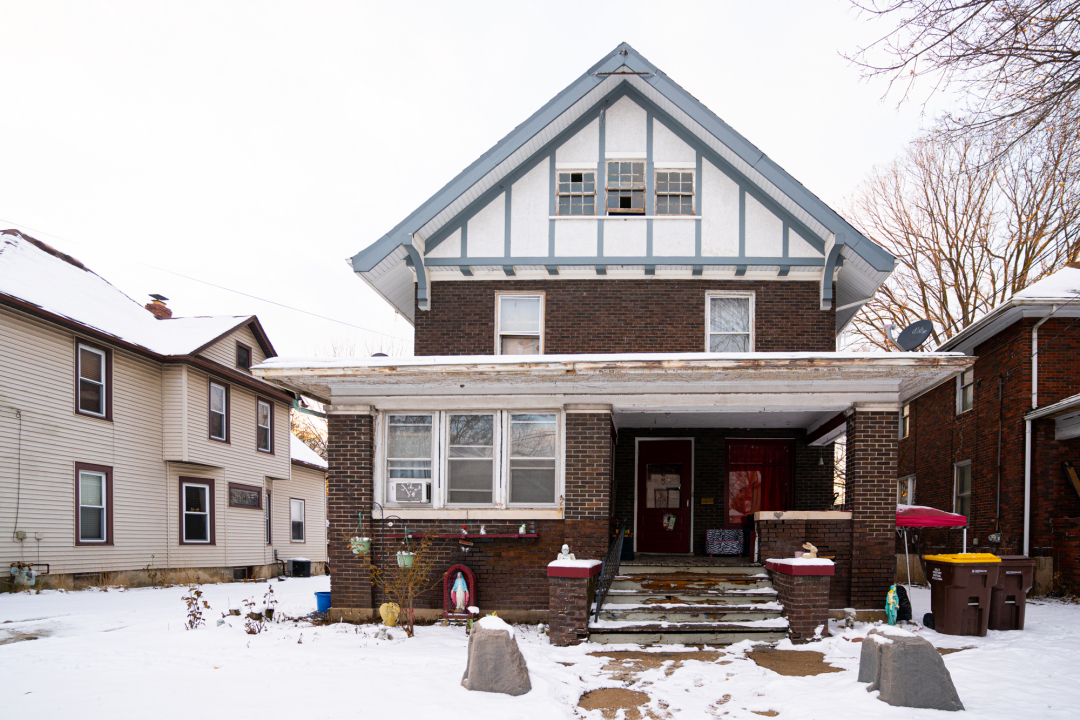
<box><xmin>621</xmin><ymin>564</ymin><xmax>763</xmax><ymax>575</ymax></box>
<box><xmin>611</xmin><ymin>572</ymin><xmax>772</xmax><ymax>593</ymax></box>
<box><xmin>603</xmin><ymin>589</ymin><xmax>779</xmax><ymax>605</ymax></box>
<box><xmin>598</xmin><ymin>605</ymin><xmax>782</xmax><ymax>623</ymax></box>
<box><xmin>587</xmin><ymin>621</ymin><xmax>788</xmax><ymax>646</ymax></box>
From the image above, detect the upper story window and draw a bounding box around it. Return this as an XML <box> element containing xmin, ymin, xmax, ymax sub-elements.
<box><xmin>655</xmin><ymin>171</ymin><xmax>695</xmax><ymax>215</ymax></box>
<box><xmin>898</xmin><ymin>474</ymin><xmax>915</xmax><ymax>505</ymax></box>
<box><xmin>899</xmin><ymin>404</ymin><xmax>910</xmax><ymax>439</ymax></box>
<box><xmin>379</xmin><ymin>410</ymin><xmax>562</xmax><ymax>510</ymax></box>
<box><xmin>236</xmin><ymin>342</ymin><xmax>252</xmax><ymax>371</ymax></box>
<box><xmin>77</xmin><ymin>342</ymin><xmax>111</xmax><ymax>419</ymax></box>
<box><xmin>706</xmin><ymin>292</ymin><xmax>754</xmax><ymax>352</ymax></box>
<box><xmin>257</xmin><ymin>399</ymin><xmax>273</xmax><ymax>453</ymax></box>
<box><xmin>496</xmin><ymin>292</ymin><xmax>543</xmax><ymax>355</ymax></box>
<box><xmin>76</xmin><ymin>463</ymin><xmax>112</xmax><ymax>545</ymax></box>
<box><xmin>209</xmin><ymin>381</ymin><xmax>229</xmax><ymax>442</ymax></box>
<box><xmin>957</xmin><ymin>369</ymin><xmax>974</xmax><ymax>414</ymax></box>
<box><xmin>954</xmin><ymin>462</ymin><xmax>971</xmax><ymax>520</ymax></box>
<box><xmin>606</xmin><ymin>161</ymin><xmax>645</xmax><ymax>214</ymax></box>
<box><xmin>557</xmin><ymin>171</ymin><xmax>596</xmax><ymax>215</ymax></box>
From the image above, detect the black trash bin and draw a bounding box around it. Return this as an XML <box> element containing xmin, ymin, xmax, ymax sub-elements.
<box><xmin>988</xmin><ymin>555</ymin><xmax>1035</xmax><ymax>631</ymax></box>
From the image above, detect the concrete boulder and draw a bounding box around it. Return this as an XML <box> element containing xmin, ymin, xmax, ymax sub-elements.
<box><xmin>461</xmin><ymin>622</ymin><xmax>532</xmax><ymax>696</ymax></box>
<box><xmin>858</xmin><ymin>629</ymin><xmax>964</xmax><ymax>712</ymax></box>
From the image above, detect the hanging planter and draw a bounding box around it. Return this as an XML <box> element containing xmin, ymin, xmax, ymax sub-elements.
<box><xmin>349</xmin><ymin>536</ymin><xmax>371</xmax><ymax>555</ymax></box>
<box><xmin>397</xmin><ymin>552</ymin><xmax>416</xmax><ymax>568</ymax></box>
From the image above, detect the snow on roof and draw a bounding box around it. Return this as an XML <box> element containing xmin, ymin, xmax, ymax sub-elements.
<box><xmin>1012</xmin><ymin>266</ymin><xmax>1080</xmax><ymax>300</ymax></box>
<box><xmin>290</xmin><ymin>434</ymin><xmax>327</xmax><ymax>469</ymax></box>
<box><xmin>0</xmin><ymin>230</ymin><xmax>250</xmax><ymax>356</ymax></box>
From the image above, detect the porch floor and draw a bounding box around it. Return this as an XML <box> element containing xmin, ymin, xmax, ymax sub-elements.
<box><xmin>623</xmin><ymin>554</ymin><xmax>760</xmax><ymax>567</ymax></box>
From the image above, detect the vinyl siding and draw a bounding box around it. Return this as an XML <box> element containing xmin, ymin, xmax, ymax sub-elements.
<box><xmin>273</xmin><ymin>464</ymin><xmax>327</xmax><ymax>562</ymax></box>
<box><xmin>198</xmin><ymin>324</ymin><xmax>268</xmax><ymax>370</ymax></box>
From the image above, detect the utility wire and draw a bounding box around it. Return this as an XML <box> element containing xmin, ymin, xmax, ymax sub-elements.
<box><xmin>0</xmin><ymin>217</ymin><xmax>405</xmax><ymax>340</ymax></box>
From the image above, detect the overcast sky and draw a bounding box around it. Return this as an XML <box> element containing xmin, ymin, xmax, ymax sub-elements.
<box><xmin>0</xmin><ymin>1</ymin><xmax>950</xmax><ymax>358</ymax></box>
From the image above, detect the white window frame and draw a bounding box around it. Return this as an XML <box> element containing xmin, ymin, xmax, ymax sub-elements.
<box><xmin>494</xmin><ymin>292</ymin><xmax>545</xmax><ymax>356</ymax></box>
<box><xmin>386</xmin><ymin>413</ymin><xmax>436</xmax><ymax>506</ymax></box>
<box><xmin>77</xmin><ymin>343</ymin><xmax>107</xmax><ymax>417</ymax></box>
<box><xmin>209</xmin><ymin>382</ymin><xmax>228</xmax><ymax>442</ymax></box>
<box><xmin>257</xmin><ymin>399</ymin><xmax>272</xmax><ymax>453</ymax></box>
<box><xmin>376</xmin><ymin>410</ymin><xmax>564</xmax><ymax>512</ymax></box>
<box><xmin>897</xmin><ymin>474</ymin><xmax>915</xmax><ymax>505</ymax></box>
<box><xmin>78</xmin><ymin>470</ymin><xmax>107</xmax><ymax>543</ymax></box>
<box><xmin>182</xmin><ymin>482</ymin><xmax>212</xmax><ymax>544</ymax></box>
<box><xmin>954</xmin><ymin>461</ymin><xmax>972</xmax><ymax>520</ymax></box>
<box><xmin>957</xmin><ymin>369</ymin><xmax>974</xmax><ymax>414</ymax></box>
<box><xmin>705</xmin><ymin>291</ymin><xmax>755</xmax><ymax>352</ymax></box>
<box><xmin>899</xmin><ymin>403</ymin><xmax>910</xmax><ymax>439</ymax></box>
<box><xmin>290</xmin><ymin>498</ymin><xmax>306</xmax><ymax>543</ymax></box>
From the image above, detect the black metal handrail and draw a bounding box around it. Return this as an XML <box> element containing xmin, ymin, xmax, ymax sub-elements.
<box><xmin>593</xmin><ymin>517</ymin><xmax>628</xmax><ymax>624</ymax></box>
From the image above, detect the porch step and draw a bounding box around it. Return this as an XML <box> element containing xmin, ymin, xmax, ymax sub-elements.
<box><xmin>590</xmin><ymin>563</ymin><xmax>786</xmax><ymax>646</ymax></box>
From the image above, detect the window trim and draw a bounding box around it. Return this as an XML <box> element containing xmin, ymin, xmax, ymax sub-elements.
<box><xmin>290</xmin><ymin>498</ymin><xmax>306</xmax><ymax>543</ymax></box>
<box><xmin>556</xmin><ymin>169</ymin><xmax>597</xmax><ymax>216</ymax></box>
<box><xmin>235</xmin><ymin>341</ymin><xmax>253</xmax><ymax>372</ymax></box>
<box><xmin>654</xmin><ymin>169</ymin><xmax>695</xmax><ymax>216</ymax></box>
<box><xmin>899</xmin><ymin>403</ymin><xmax>911</xmax><ymax>440</ymax></box>
<box><xmin>605</xmin><ymin>160</ymin><xmax>647</xmax><ymax>215</ymax></box>
<box><xmin>179</xmin><ymin>477</ymin><xmax>216</xmax><ymax>545</ymax></box>
<box><xmin>956</xmin><ymin>369</ymin><xmax>974</xmax><ymax>414</ymax></box>
<box><xmin>704</xmin><ymin>291</ymin><xmax>756</xmax><ymax>352</ymax></box>
<box><xmin>953</xmin><ymin>461</ymin><xmax>972</xmax><ymax>520</ymax></box>
<box><xmin>898</xmin><ymin>473</ymin><xmax>916</xmax><ymax>505</ymax></box>
<box><xmin>256</xmin><ymin>397</ymin><xmax>274</xmax><ymax>454</ymax></box>
<box><xmin>75</xmin><ymin>462</ymin><xmax>113</xmax><ymax>546</ymax></box>
<box><xmin>208</xmin><ymin>380</ymin><xmax>230</xmax><ymax>443</ymax></box>
<box><xmin>75</xmin><ymin>339</ymin><xmax>113</xmax><ymax>421</ymax></box>
<box><xmin>445</xmin><ymin>411</ymin><xmax>499</xmax><ymax>508</ymax></box>
<box><xmin>227</xmin><ymin>481</ymin><xmax>263</xmax><ymax>510</ymax></box>
<box><xmin>494</xmin><ymin>291</ymin><xmax>545</xmax><ymax>356</ymax></box>
<box><xmin>265</xmin><ymin>487</ymin><xmax>272</xmax><ymax>545</ymax></box>
<box><xmin>377</xmin><ymin>409</ymin><xmax>564</xmax><ymax>512</ymax></box>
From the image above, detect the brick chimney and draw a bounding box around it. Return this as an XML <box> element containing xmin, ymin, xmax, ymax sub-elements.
<box><xmin>145</xmin><ymin>294</ymin><xmax>172</xmax><ymax>319</ymax></box>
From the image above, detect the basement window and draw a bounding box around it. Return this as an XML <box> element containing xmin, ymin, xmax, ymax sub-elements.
<box><xmin>606</xmin><ymin>161</ymin><xmax>645</xmax><ymax>214</ymax></box>
<box><xmin>557</xmin><ymin>171</ymin><xmax>596</xmax><ymax>215</ymax></box>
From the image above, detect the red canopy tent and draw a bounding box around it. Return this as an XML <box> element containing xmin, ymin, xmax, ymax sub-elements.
<box><xmin>896</xmin><ymin>505</ymin><xmax>969</xmax><ymax>589</ymax></box>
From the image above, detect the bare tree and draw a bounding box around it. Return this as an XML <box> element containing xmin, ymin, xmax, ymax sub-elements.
<box><xmin>291</xmin><ymin>397</ymin><xmax>327</xmax><ymax>459</ymax></box>
<box><xmin>849</xmin><ymin>0</ymin><xmax>1080</xmax><ymax>157</ymax></box>
<box><xmin>847</xmin><ymin>125</ymin><xmax>1080</xmax><ymax>350</ymax></box>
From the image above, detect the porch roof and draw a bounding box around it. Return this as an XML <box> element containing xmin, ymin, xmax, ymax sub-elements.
<box><xmin>254</xmin><ymin>352</ymin><xmax>972</xmax><ymax>423</ymax></box>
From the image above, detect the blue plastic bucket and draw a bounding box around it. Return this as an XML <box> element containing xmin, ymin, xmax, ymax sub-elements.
<box><xmin>315</xmin><ymin>591</ymin><xmax>331</xmax><ymax>613</ymax></box>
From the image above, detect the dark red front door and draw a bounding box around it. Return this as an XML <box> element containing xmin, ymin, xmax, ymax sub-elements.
<box><xmin>636</xmin><ymin>439</ymin><xmax>693</xmax><ymax>553</ymax></box>
<box><xmin>725</xmin><ymin>439</ymin><xmax>793</xmax><ymax>529</ymax></box>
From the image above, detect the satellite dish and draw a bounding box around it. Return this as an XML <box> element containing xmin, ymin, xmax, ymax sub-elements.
<box><xmin>889</xmin><ymin>320</ymin><xmax>934</xmax><ymax>351</ymax></box>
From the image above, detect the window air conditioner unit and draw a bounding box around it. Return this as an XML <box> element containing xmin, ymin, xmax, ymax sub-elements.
<box><xmin>392</xmin><ymin>480</ymin><xmax>431</xmax><ymax>504</ymax></box>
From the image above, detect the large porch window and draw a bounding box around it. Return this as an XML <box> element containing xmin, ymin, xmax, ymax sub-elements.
<box><xmin>378</xmin><ymin>410</ymin><xmax>562</xmax><ymax>510</ymax></box>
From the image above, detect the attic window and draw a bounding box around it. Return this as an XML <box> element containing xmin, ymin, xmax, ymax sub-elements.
<box><xmin>606</xmin><ymin>161</ymin><xmax>645</xmax><ymax>214</ymax></box>
<box><xmin>656</xmin><ymin>171</ymin><xmax>694</xmax><ymax>215</ymax></box>
<box><xmin>236</xmin><ymin>342</ymin><xmax>252</xmax><ymax>371</ymax></box>
<box><xmin>557</xmin><ymin>171</ymin><xmax>596</xmax><ymax>215</ymax></box>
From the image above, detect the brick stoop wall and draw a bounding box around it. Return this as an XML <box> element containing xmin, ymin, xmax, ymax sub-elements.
<box><xmin>846</xmin><ymin>410</ymin><xmax>898</xmax><ymax>608</ymax></box>
<box><xmin>326</xmin><ymin>411</ymin><xmax>614</xmax><ymax>615</ymax></box>
<box><xmin>757</xmin><ymin>518</ymin><xmax>852</xmax><ymax>608</ymax></box>
<box><xmin>1052</xmin><ymin>517</ymin><xmax>1080</xmax><ymax>596</ymax></box>
<box><xmin>768</xmin><ymin>568</ymin><xmax>832</xmax><ymax>644</ymax></box>
<box><xmin>547</xmin><ymin>563</ymin><xmax>601</xmax><ymax>647</ymax></box>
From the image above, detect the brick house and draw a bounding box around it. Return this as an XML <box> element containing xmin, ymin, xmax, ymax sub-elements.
<box><xmin>897</xmin><ymin>265</ymin><xmax>1080</xmax><ymax>591</ymax></box>
<box><xmin>254</xmin><ymin>45</ymin><xmax>970</xmax><ymax>627</ymax></box>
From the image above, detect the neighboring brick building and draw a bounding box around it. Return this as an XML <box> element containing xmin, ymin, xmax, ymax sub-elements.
<box><xmin>254</xmin><ymin>44</ymin><xmax>971</xmax><ymax>615</ymax></box>
<box><xmin>898</xmin><ymin>266</ymin><xmax>1080</xmax><ymax>590</ymax></box>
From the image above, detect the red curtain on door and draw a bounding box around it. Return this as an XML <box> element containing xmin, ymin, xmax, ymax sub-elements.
<box><xmin>727</xmin><ymin>442</ymin><xmax>791</xmax><ymax>527</ymax></box>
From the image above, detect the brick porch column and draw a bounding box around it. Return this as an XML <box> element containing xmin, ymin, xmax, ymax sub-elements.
<box><xmin>547</xmin><ymin>560</ymin><xmax>602</xmax><ymax>646</ymax></box>
<box><xmin>327</xmin><ymin>408</ymin><xmax>374</xmax><ymax>616</ymax></box>
<box><xmin>766</xmin><ymin>558</ymin><xmax>834</xmax><ymax>643</ymax></box>
<box><xmin>846</xmin><ymin>409</ymin><xmax>898</xmax><ymax>608</ymax></box>
<box><xmin>563</xmin><ymin>407</ymin><xmax>614</xmax><ymax>560</ymax></box>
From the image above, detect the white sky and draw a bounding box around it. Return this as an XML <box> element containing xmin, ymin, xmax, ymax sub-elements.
<box><xmin>0</xmin><ymin>1</ymin><xmax>950</xmax><ymax>358</ymax></box>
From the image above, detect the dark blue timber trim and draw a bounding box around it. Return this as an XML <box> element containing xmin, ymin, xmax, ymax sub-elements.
<box><xmin>460</xmin><ymin>222</ymin><xmax>468</xmax><ymax>257</ymax></box>
<box><xmin>779</xmin><ymin>266</ymin><xmax>790</xmax><ymax>277</ymax></box>
<box><xmin>548</xmin><ymin>152</ymin><xmax>556</xmax><ymax>258</ymax></box>
<box><xmin>460</xmin><ymin>266</ymin><xmax>473</xmax><ymax>277</ymax></box>
<box><xmin>597</xmin><ymin>101</ymin><xmax>607</xmax><ymax>257</ymax></box>
<box><xmin>738</xmin><ymin>188</ymin><xmax>746</xmax><ymax>257</ymax></box>
<box><xmin>595</xmin><ymin>265</ymin><xmax>607</xmax><ymax>275</ymax></box>
<box><xmin>692</xmin><ymin>264</ymin><xmax>703</xmax><ymax>276</ymax></box>
<box><xmin>821</xmin><ymin>238</ymin><xmax>842</xmax><ymax>310</ymax></box>
<box><xmin>695</xmin><ymin>151</ymin><xmax>703</xmax><ymax>257</ymax></box>
<box><xmin>503</xmin><ymin>266</ymin><xmax>516</xmax><ymax>276</ymax></box>
<box><xmin>735</xmin><ymin>265</ymin><xmax>747</xmax><ymax>277</ymax></box>
<box><xmin>504</xmin><ymin>186</ymin><xmax>512</xmax><ymax>257</ymax></box>
<box><xmin>403</xmin><ymin>243</ymin><xmax>429</xmax><ymax>310</ymax></box>
<box><xmin>644</xmin><ymin>265</ymin><xmax>655</xmax><ymax>275</ymax></box>
<box><xmin>426</xmin><ymin>255</ymin><xmax>826</xmax><ymax>267</ymax></box>
<box><xmin>646</xmin><ymin>110</ymin><xmax>654</xmax><ymax>258</ymax></box>
<box><xmin>782</xmin><ymin>222</ymin><xmax>790</xmax><ymax>258</ymax></box>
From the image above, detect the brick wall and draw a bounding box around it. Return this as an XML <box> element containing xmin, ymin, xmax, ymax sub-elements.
<box><xmin>415</xmin><ymin>279</ymin><xmax>836</xmax><ymax>355</ymax></box>
<box><xmin>846</xmin><ymin>410</ymin><xmax>898</xmax><ymax>608</ymax></box>
<box><xmin>548</xmin><ymin>575</ymin><xmax>592</xmax><ymax>646</ymax></box>
<box><xmin>613</xmin><ymin>427</ymin><xmax>835</xmax><ymax>555</ymax></box>
<box><xmin>326</xmin><ymin>411</ymin><xmax>613</xmax><ymax>613</ymax></box>
<box><xmin>758</xmin><ymin>519</ymin><xmax>852</xmax><ymax>608</ymax></box>
<box><xmin>770</xmin><ymin>571</ymin><xmax>832</xmax><ymax>643</ymax></box>
<box><xmin>1052</xmin><ymin>517</ymin><xmax>1080</xmax><ymax>595</ymax></box>
<box><xmin>900</xmin><ymin>317</ymin><xmax>1080</xmax><ymax>557</ymax></box>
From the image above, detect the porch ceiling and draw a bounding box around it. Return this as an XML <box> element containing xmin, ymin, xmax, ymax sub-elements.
<box><xmin>253</xmin><ymin>351</ymin><xmax>973</xmax><ymax>413</ymax></box>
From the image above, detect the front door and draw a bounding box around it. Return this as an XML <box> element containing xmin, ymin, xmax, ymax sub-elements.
<box><xmin>636</xmin><ymin>439</ymin><xmax>693</xmax><ymax>553</ymax></box>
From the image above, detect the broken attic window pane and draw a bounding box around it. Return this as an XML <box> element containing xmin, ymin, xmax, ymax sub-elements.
<box><xmin>556</xmin><ymin>171</ymin><xmax>595</xmax><ymax>215</ymax></box>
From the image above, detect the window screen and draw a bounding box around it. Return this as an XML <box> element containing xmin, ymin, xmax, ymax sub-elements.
<box><xmin>183</xmin><ymin>484</ymin><xmax>210</xmax><ymax>543</ymax></box>
<box><xmin>509</xmin><ymin>414</ymin><xmax>557</xmax><ymax>504</ymax></box>
<box><xmin>447</xmin><ymin>414</ymin><xmax>495</xmax><ymax>504</ymax></box>
<box><xmin>708</xmin><ymin>296</ymin><xmax>751</xmax><ymax>352</ymax></box>
<box><xmin>78</xmin><ymin>345</ymin><xmax>106</xmax><ymax>416</ymax></box>
<box><xmin>497</xmin><ymin>295</ymin><xmax>542</xmax><ymax>355</ymax></box>
<box><xmin>210</xmin><ymin>383</ymin><xmax>227</xmax><ymax>440</ymax></box>
<box><xmin>257</xmin><ymin>400</ymin><xmax>272</xmax><ymax>452</ymax></box>
<box><xmin>79</xmin><ymin>471</ymin><xmax>106</xmax><ymax>542</ymax></box>
<box><xmin>290</xmin><ymin>498</ymin><xmax>305</xmax><ymax>542</ymax></box>
<box><xmin>387</xmin><ymin>415</ymin><xmax>433</xmax><ymax>501</ymax></box>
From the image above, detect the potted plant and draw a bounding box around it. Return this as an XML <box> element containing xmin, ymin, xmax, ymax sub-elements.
<box><xmin>396</xmin><ymin>551</ymin><xmax>415</xmax><ymax>568</ymax></box>
<box><xmin>350</xmin><ymin>536</ymin><xmax>371</xmax><ymax>555</ymax></box>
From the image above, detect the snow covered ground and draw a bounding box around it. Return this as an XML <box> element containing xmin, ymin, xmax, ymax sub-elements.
<box><xmin>2</xmin><ymin>578</ymin><xmax>1078</xmax><ymax>719</ymax></box>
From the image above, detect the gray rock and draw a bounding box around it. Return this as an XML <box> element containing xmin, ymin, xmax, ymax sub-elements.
<box><xmin>858</xmin><ymin>629</ymin><xmax>964</xmax><ymax>712</ymax></box>
<box><xmin>461</xmin><ymin>626</ymin><xmax>532</xmax><ymax>696</ymax></box>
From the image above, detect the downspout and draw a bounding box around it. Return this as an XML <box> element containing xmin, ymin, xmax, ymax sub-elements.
<box><xmin>1024</xmin><ymin>308</ymin><xmax>1056</xmax><ymax>556</ymax></box>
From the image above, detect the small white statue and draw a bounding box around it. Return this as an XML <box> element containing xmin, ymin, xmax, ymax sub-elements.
<box><xmin>556</xmin><ymin>544</ymin><xmax>576</xmax><ymax>561</ymax></box>
<box><xmin>479</xmin><ymin>525</ymin><xmax>487</xmax><ymax>535</ymax></box>
<box><xmin>801</xmin><ymin>542</ymin><xmax>818</xmax><ymax>559</ymax></box>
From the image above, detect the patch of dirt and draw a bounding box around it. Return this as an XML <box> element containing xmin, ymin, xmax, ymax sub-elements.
<box><xmin>558</xmin><ymin>661</ymin><xmax>575</xmax><ymax>666</ymax></box>
<box><xmin>747</xmin><ymin>650</ymin><xmax>842</xmax><ymax>677</ymax></box>
<box><xmin>937</xmin><ymin>646</ymin><xmax>976</xmax><ymax>656</ymax></box>
<box><xmin>751</xmin><ymin>711</ymin><xmax>779</xmax><ymax>717</ymax></box>
<box><xmin>578</xmin><ymin>688</ymin><xmax>652</xmax><ymax>719</ymax></box>
<box><xmin>590</xmin><ymin>650</ymin><xmax>726</xmax><ymax>680</ymax></box>
<box><xmin>0</xmin><ymin>630</ymin><xmax>48</xmax><ymax>646</ymax></box>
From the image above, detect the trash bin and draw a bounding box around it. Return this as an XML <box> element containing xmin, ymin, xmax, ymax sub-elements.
<box><xmin>923</xmin><ymin>553</ymin><xmax>1001</xmax><ymax>637</ymax></box>
<box><xmin>988</xmin><ymin>555</ymin><xmax>1035</xmax><ymax>631</ymax></box>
